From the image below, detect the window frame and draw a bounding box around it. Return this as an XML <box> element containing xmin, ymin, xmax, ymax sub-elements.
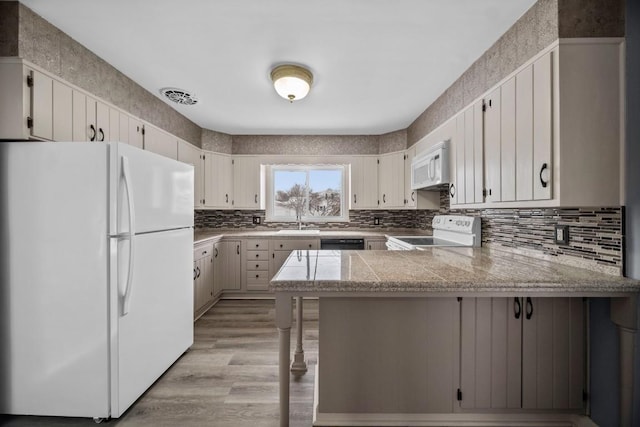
<box><xmin>266</xmin><ymin>164</ymin><xmax>349</xmax><ymax>223</ymax></box>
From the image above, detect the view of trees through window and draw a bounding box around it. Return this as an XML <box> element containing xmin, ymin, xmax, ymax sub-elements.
<box><xmin>272</xmin><ymin>168</ymin><xmax>343</xmax><ymax>220</ymax></box>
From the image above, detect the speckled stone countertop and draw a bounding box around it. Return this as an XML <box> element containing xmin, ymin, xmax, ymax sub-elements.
<box><xmin>269</xmin><ymin>248</ymin><xmax>640</xmax><ymax>296</ymax></box>
<box><xmin>193</xmin><ymin>228</ymin><xmax>426</xmax><ymax>244</ymax></box>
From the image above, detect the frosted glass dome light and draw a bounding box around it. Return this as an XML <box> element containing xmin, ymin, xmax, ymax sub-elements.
<box><xmin>271</xmin><ymin>64</ymin><xmax>313</xmax><ymax>102</ymax></box>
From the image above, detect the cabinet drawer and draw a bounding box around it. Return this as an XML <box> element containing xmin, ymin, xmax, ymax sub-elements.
<box><xmin>247</xmin><ymin>250</ymin><xmax>269</xmax><ymax>261</ymax></box>
<box><xmin>247</xmin><ymin>260</ymin><xmax>269</xmax><ymax>271</ymax></box>
<box><xmin>193</xmin><ymin>243</ymin><xmax>214</xmax><ymax>261</ymax></box>
<box><xmin>272</xmin><ymin>239</ymin><xmax>319</xmax><ymax>251</ymax></box>
<box><xmin>247</xmin><ymin>271</ymin><xmax>269</xmax><ymax>282</ymax></box>
<box><xmin>246</xmin><ymin>239</ymin><xmax>269</xmax><ymax>250</ymax></box>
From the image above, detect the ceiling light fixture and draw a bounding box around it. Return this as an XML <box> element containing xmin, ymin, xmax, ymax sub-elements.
<box><xmin>270</xmin><ymin>64</ymin><xmax>313</xmax><ymax>102</ymax></box>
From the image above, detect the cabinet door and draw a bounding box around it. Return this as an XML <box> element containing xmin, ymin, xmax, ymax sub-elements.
<box><xmin>221</xmin><ymin>241</ymin><xmax>241</xmax><ymax>290</ymax></box>
<box><xmin>95</xmin><ymin>100</ymin><xmax>109</xmax><ymax>142</ymax></box>
<box><xmin>378</xmin><ymin>152</ymin><xmax>404</xmax><ymax>208</ymax></box>
<box><xmin>365</xmin><ymin>239</ymin><xmax>387</xmax><ymax>250</ymax></box>
<box><xmin>86</xmin><ymin>97</ymin><xmax>97</xmax><ymax>142</ymax></box>
<box><xmin>118</xmin><ymin>112</ymin><xmax>129</xmax><ymax>144</ymax></box>
<box><xmin>144</xmin><ymin>125</ymin><xmax>178</xmax><ymax>159</ymax></box>
<box><xmin>193</xmin><ymin>257</ymin><xmax>207</xmax><ymax>312</ymax></box>
<box><xmin>233</xmin><ymin>156</ymin><xmax>261</xmax><ymax>209</ymax></box>
<box><xmin>351</xmin><ymin>156</ymin><xmax>379</xmax><ymax>209</ymax></box>
<box><xmin>72</xmin><ymin>90</ymin><xmax>87</xmax><ymax>141</ymax></box>
<box><xmin>109</xmin><ymin>107</ymin><xmax>120</xmax><ymax>143</ymax></box>
<box><xmin>533</xmin><ymin>51</ymin><xmax>553</xmax><ymax>200</ymax></box>
<box><xmin>178</xmin><ymin>140</ymin><xmax>204</xmax><ymax>208</ymax></box>
<box><xmin>30</xmin><ymin>70</ymin><xmax>53</xmax><ymax>140</ymax></box>
<box><xmin>270</xmin><ymin>250</ymin><xmax>291</xmax><ymax>280</ymax></box>
<box><xmin>484</xmin><ymin>87</ymin><xmax>501</xmax><ymax>202</ymax></box>
<box><xmin>404</xmin><ymin>147</ymin><xmax>417</xmax><ymax>208</ymax></box>
<box><xmin>500</xmin><ymin>77</ymin><xmax>516</xmax><ymax>202</ymax></box>
<box><xmin>202</xmin><ymin>254</ymin><xmax>214</xmax><ymax>303</ymax></box>
<box><xmin>52</xmin><ymin>80</ymin><xmax>72</xmax><ymax>141</ymax></box>
<box><xmin>455</xmin><ymin>113</ymin><xmax>466</xmax><ymax>204</ymax></box>
<box><xmin>473</xmin><ymin>100</ymin><xmax>484</xmax><ymax>203</ymax></box>
<box><xmin>128</xmin><ymin>117</ymin><xmax>144</xmax><ymax>149</ymax></box>
<box><xmin>460</xmin><ymin>298</ymin><xmax>522</xmax><ymax>409</ymax></box>
<box><xmin>522</xmin><ymin>298</ymin><xmax>585</xmax><ymax>410</ymax></box>
<box><xmin>204</xmin><ymin>152</ymin><xmax>233</xmax><ymax>208</ymax></box>
<box><xmin>516</xmin><ymin>64</ymin><xmax>534</xmax><ymax>201</ymax></box>
<box><xmin>213</xmin><ymin>242</ymin><xmax>223</xmax><ymax>297</ymax></box>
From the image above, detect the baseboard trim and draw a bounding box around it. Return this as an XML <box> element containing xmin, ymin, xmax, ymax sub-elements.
<box><xmin>313</xmin><ymin>411</ymin><xmax>596</xmax><ymax>427</ymax></box>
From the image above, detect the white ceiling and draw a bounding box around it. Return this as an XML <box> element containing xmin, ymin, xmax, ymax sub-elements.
<box><xmin>20</xmin><ymin>0</ymin><xmax>536</xmax><ymax>135</ymax></box>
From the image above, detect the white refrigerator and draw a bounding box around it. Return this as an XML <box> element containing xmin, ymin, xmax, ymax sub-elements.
<box><xmin>0</xmin><ymin>142</ymin><xmax>194</xmax><ymax>420</ymax></box>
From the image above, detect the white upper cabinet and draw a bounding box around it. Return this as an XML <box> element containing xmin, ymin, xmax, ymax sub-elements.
<box><xmin>233</xmin><ymin>156</ymin><xmax>263</xmax><ymax>209</ymax></box>
<box><xmin>204</xmin><ymin>151</ymin><xmax>234</xmax><ymax>209</ymax></box>
<box><xmin>143</xmin><ymin>124</ymin><xmax>177</xmax><ymax>160</ymax></box>
<box><xmin>350</xmin><ymin>156</ymin><xmax>379</xmax><ymax>209</ymax></box>
<box><xmin>532</xmin><ymin>51</ymin><xmax>553</xmax><ymax>201</ymax></box>
<box><xmin>127</xmin><ymin>117</ymin><xmax>144</xmax><ymax>149</ymax></box>
<box><xmin>516</xmin><ymin>64</ymin><xmax>534</xmax><ymax>201</ymax></box>
<box><xmin>404</xmin><ymin>147</ymin><xmax>417</xmax><ymax>208</ymax></box>
<box><xmin>30</xmin><ymin>69</ymin><xmax>54</xmax><ymax>141</ymax></box>
<box><xmin>451</xmin><ymin>100</ymin><xmax>484</xmax><ymax>206</ymax></box>
<box><xmin>378</xmin><ymin>151</ymin><xmax>404</xmax><ymax>209</ymax></box>
<box><xmin>500</xmin><ymin>77</ymin><xmax>517</xmax><ymax>202</ymax></box>
<box><xmin>52</xmin><ymin>80</ymin><xmax>72</xmax><ymax>141</ymax></box>
<box><xmin>177</xmin><ymin>139</ymin><xmax>204</xmax><ymax>208</ymax></box>
<box><xmin>483</xmin><ymin>86</ymin><xmax>501</xmax><ymax>203</ymax></box>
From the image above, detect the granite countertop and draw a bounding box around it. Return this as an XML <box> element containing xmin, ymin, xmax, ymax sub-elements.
<box><xmin>193</xmin><ymin>228</ymin><xmax>427</xmax><ymax>244</ymax></box>
<box><xmin>269</xmin><ymin>247</ymin><xmax>640</xmax><ymax>295</ymax></box>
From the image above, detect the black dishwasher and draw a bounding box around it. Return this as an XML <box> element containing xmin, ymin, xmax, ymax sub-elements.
<box><xmin>320</xmin><ymin>238</ymin><xmax>365</xmax><ymax>250</ymax></box>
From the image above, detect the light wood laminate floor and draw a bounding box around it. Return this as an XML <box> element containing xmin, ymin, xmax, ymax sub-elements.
<box><xmin>0</xmin><ymin>299</ymin><xmax>318</xmax><ymax>427</ymax></box>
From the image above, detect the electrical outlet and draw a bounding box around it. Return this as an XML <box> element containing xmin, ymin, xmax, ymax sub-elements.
<box><xmin>374</xmin><ymin>217</ymin><xmax>380</xmax><ymax>226</ymax></box>
<box><xmin>555</xmin><ymin>225</ymin><xmax>569</xmax><ymax>245</ymax></box>
<box><xmin>252</xmin><ymin>216</ymin><xmax>261</xmax><ymax>225</ymax></box>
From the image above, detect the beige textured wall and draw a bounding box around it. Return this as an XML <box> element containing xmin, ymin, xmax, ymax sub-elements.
<box><xmin>558</xmin><ymin>0</ymin><xmax>625</xmax><ymax>37</ymax></box>
<box><xmin>202</xmin><ymin>129</ymin><xmax>233</xmax><ymax>154</ymax></box>
<box><xmin>0</xmin><ymin>2</ymin><xmax>19</xmax><ymax>56</ymax></box>
<box><xmin>231</xmin><ymin>135</ymin><xmax>380</xmax><ymax>155</ymax></box>
<box><xmin>378</xmin><ymin>129</ymin><xmax>407</xmax><ymax>154</ymax></box>
<box><xmin>8</xmin><ymin>2</ymin><xmax>202</xmax><ymax>147</ymax></box>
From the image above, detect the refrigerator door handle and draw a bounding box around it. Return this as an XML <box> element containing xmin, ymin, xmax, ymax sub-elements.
<box><xmin>122</xmin><ymin>155</ymin><xmax>137</xmax><ymax>316</ymax></box>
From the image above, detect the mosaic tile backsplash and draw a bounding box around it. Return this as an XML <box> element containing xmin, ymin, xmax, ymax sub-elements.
<box><xmin>195</xmin><ymin>190</ymin><xmax>624</xmax><ymax>274</ymax></box>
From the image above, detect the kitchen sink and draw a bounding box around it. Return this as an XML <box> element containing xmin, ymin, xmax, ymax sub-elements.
<box><xmin>276</xmin><ymin>229</ymin><xmax>320</xmax><ymax>235</ymax></box>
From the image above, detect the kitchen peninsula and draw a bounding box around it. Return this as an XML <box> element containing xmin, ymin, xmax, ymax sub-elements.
<box><xmin>271</xmin><ymin>249</ymin><xmax>640</xmax><ymax>427</ymax></box>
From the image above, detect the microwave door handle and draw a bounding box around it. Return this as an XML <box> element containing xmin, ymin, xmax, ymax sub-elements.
<box><xmin>121</xmin><ymin>156</ymin><xmax>136</xmax><ymax>316</ymax></box>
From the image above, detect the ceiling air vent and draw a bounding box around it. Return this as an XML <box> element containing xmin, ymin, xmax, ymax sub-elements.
<box><xmin>159</xmin><ymin>87</ymin><xmax>199</xmax><ymax>105</ymax></box>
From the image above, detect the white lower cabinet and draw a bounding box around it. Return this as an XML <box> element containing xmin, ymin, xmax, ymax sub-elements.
<box><xmin>459</xmin><ymin>297</ymin><xmax>586</xmax><ymax>411</ymax></box>
<box><xmin>193</xmin><ymin>242</ymin><xmax>215</xmax><ymax>319</ymax></box>
<box><xmin>244</xmin><ymin>239</ymin><xmax>270</xmax><ymax>291</ymax></box>
<box><xmin>220</xmin><ymin>240</ymin><xmax>242</xmax><ymax>291</ymax></box>
<box><xmin>365</xmin><ymin>238</ymin><xmax>387</xmax><ymax>250</ymax></box>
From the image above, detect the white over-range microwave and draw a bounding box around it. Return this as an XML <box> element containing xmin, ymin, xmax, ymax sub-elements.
<box><xmin>411</xmin><ymin>140</ymin><xmax>450</xmax><ymax>190</ymax></box>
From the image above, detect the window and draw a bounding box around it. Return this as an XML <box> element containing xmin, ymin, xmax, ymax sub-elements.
<box><xmin>267</xmin><ymin>165</ymin><xmax>347</xmax><ymax>222</ymax></box>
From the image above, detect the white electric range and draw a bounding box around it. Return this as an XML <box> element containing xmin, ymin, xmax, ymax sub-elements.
<box><xmin>386</xmin><ymin>215</ymin><xmax>481</xmax><ymax>250</ymax></box>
